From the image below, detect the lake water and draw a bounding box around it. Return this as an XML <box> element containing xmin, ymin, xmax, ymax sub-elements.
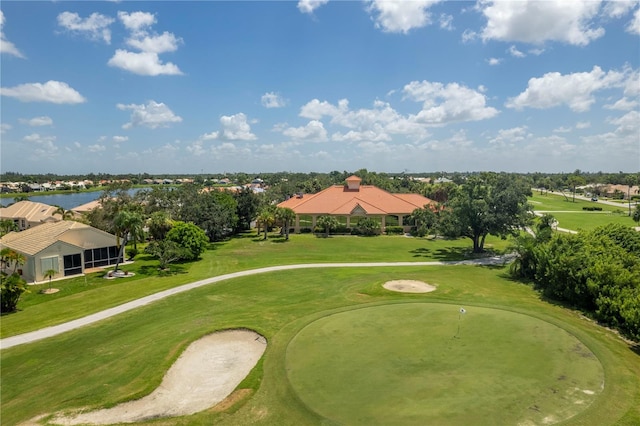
<box><xmin>0</xmin><ymin>189</ymin><xmax>141</xmax><ymax>210</ymax></box>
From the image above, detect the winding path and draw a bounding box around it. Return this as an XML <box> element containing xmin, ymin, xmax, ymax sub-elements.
<box><xmin>1</xmin><ymin>257</ymin><xmax>511</xmax><ymax>350</ymax></box>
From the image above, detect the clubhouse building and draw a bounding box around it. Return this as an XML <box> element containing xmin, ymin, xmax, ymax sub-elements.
<box><xmin>277</xmin><ymin>175</ymin><xmax>434</xmax><ymax>234</ymax></box>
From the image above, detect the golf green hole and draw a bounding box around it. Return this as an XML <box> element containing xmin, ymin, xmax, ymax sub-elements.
<box><xmin>286</xmin><ymin>303</ymin><xmax>604</xmax><ymax>425</ymax></box>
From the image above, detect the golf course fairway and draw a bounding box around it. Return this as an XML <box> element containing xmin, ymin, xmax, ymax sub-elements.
<box><xmin>286</xmin><ymin>303</ymin><xmax>604</xmax><ymax>425</ymax></box>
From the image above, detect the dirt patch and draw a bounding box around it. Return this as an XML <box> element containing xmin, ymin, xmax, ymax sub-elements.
<box><xmin>210</xmin><ymin>388</ymin><xmax>252</xmax><ymax>413</ymax></box>
<box><xmin>51</xmin><ymin>329</ymin><xmax>266</xmax><ymax>425</ymax></box>
<box><xmin>383</xmin><ymin>280</ymin><xmax>436</xmax><ymax>293</ymax></box>
<box><xmin>40</xmin><ymin>288</ymin><xmax>59</xmax><ymax>294</ymax></box>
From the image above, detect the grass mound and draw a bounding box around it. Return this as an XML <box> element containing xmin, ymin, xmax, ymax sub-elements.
<box><xmin>286</xmin><ymin>303</ymin><xmax>604</xmax><ymax>425</ymax></box>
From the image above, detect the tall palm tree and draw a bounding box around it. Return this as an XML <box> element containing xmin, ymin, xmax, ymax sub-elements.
<box><xmin>43</xmin><ymin>269</ymin><xmax>57</xmax><ymax>291</ymax></box>
<box><xmin>257</xmin><ymin>208</ymin><xmax>275</xmax><ymax>240</ymax></box>
<box><xmin>112</xmin><ymin>210</ymin><xmax>144</xmax><ymax>272</ymax></box>
<box><xmin>275</xmin><ymin>207</ymin><xmax>296</xmax><ymax>240</ymax></box>
<box><xmin>54</xmin><ymin>206</ymin><xmax>75</xmax><ymax>220</ymax></box>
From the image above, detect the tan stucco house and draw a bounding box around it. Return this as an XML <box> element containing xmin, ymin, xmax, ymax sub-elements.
<box><xmin>277</xmin><ymin>175</ymin><xmax>434</xmax><ymax>233</ymax></box>
<box><xmin>0</xmin><ymin>221</ymin><xmax>121</xmax><ymax>283</ymax></box>
<box><xmin>0</xmin><ymin>200</ymin><xmax>62</xmax><ymax>231</ymax></box>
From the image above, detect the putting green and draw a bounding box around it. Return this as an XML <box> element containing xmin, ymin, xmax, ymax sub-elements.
<box><xmin>286</xmin><ymin>303</ymin><xmax>604</xmax><ymax>425</ymax></box>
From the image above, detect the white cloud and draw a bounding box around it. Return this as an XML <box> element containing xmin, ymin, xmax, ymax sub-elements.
<box><xmin>628</xmin><ymin>8</ymin><xmax>640</xmax><ymax>34</ymax></box>
<box><xmin>57</xmin><ymin>11</ymin><xmax>115</xmax><ymax>44</ymax></box>
<box><xmin>108</xmin><ymin>50</ymin><xmax>183</xmax><ymax>76</ymax></box>
<box><xmin>21</xmin><ymin>116</ymin><xmax>53</xmax><ymax>126</ymax></box>
<box><xmin>201</xmin><ymin>113</ymin><xmax>257</xmax><ymax>141</ymax></box>
<box><xmin>506</xmin><ymin>66</ymin><xmax>626</xmax><ymax>112</ymax></box>
<box><xmin>300</xmin><ymin>98</ymin><xmax>348</xmax><ymax>119</ymax></box>
<box><xmin>117</xmin><ymin>100</ymin><xmax>182</xmax><ymax>129</ymax></box>
<box><xmin>439</xmin><ymin>13</ymin><xmax>454</xmax><ymax>30</ymax></box>
<box><xmin>297</xmin><ymin>0</ymin><xmax>329</xmax><ymax>14</ymax></box>
<box><xmin>553</xmin><ymin>126</ymin><xmax>572</xmax><ymax>133</ymax></box>
<box><xmin>87</xmin><ymin>144</ymin><xmax>107</xmax><ymax>152</ymax></box>
<box><xmin>74</xmin><ymin>141</ymin><xmax>82</xmax><ymax>148</ymax></box>
<box><xmin>23</xmin><ymin>133</ymin><xmax>58</xmax><ymax>156</ymax></box>
<box><xmin>605</xmin><ymin>97</ymin><xmax>639</xmax><ymax>111</ymax></box>
<box><xmin>403</xmin><ymin>80</ymin><xmax>499</xmax><ymax>124</ymax></box>
<box><xmin>0</xmin><ymin>10</ymin><xmax>25</xmax><ymax>58</ymax></box>
<box><xmin>366</xmin><ymin>0</ymin><xmax>442</xmax><ymax>34</ymax></box>
<box><xmin>261</xmin><ymin>92</ymin><xmax>287</xmax><ymax>108</ymax></box>
<box><xmin>576</xmin><ymin>121</ymin><xmax>591</xmax><ymax>129</ymax></box>
<box><xmin>0</xmin><ymin>80</ymin><xmax>86</xmax><ymax>104</ymax></box>
<box><xmin>281</xmin><ymin>120</ymin><xmax>328</xmax><ymax>141</ymax></box>
<box><xmin>508</xmin><ymin>45</ymin><xmax>525</xmax><ymax>58</ymax></box>
<box><xmin>487</xmin><ymin>57</ymin><xmax>501</xmax><ymax>66</ymax></box>
<box><xmin>113</xmin><ymin>135</ymin><xmax>129</xmax><ymax>142</ymax></box>
<box><xmin>110</xmin><ymin>11</ymin><xmax>183</xmax><ymax>76</ymax></box>
<box><xmin>1</xmin><ymin>123</ymin><xmax>12</xmax><ymax>134</ymax></box>
<box><xmin>479</xmin><ymin>0</ymin><xmax>604</xmax><ymax>46</ymax></box>
<box><xmin>603</xmin><ymin>0</ymin><xmax>637</xmax><ymax>19</ymax></box>
<box><xmin>126</xmin><ymin>31</ymin><xmax>182</xmax><ymax>54</ymax></box>
<box><xmin>117</xmin><ymin>11</ymin><xmax>156</xmax><ymax>33</ymax></box>
<box><xmin>461</xmin><ymin>29</ymin><xmax>477</xmax><ymax>43</ymax></box>
<box><xmin>489</xmin><ymin>126</ymin><xmax>530</xmax><ymax>146</ymax></box>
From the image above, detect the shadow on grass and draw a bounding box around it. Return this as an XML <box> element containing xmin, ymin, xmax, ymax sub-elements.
<box><xmin>433</xmin><ymin>247</ymin><xmax>470</xmax><ymax>261</ymax></box>
<box><xmin>409</xmin><ymin>247</ymin><xmax>431</xmax><ymax>258</ymax></box>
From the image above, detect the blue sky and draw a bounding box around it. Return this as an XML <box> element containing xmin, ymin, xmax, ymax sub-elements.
<box><xmin>1</xmin><ymin>1</ymin><xmax>639</xmax><ymax>175</ymax></box>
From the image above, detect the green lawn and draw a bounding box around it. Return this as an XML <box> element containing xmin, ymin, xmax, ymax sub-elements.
<box><xmin>1</xmin><ymin>235</ymin><xmax>639</xmax><ymax>426</ymax></box>
<box><xmin>287</xmin><ymin>304</ymin><xmax>603</xmax><ymax>425</ymax></box>
<box><xmin>1</xmin><ymin>233</ymin><xmax>510</xmax><ymax>338</ymax></box>
<box><xmin>529</xmin><ymin>192</ymin><xmax>636</xmax><ymax>231</ymax></box>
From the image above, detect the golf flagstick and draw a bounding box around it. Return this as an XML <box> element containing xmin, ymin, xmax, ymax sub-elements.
<box><xmin>455</xmin><ymin>307</ymin><xmax>466</xmax><ymax>338</ymax></box>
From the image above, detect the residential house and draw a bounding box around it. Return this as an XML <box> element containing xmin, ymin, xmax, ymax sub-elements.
<box><xmin>0</xmin><ymin>221</ymin><xmax>120</xmax><ymax>283</ymax></box>
<box><xmin>277</xmin><ymin>175</ymin><xmax>434</xmax><ymax>233</ymax></box>
<box><xmin>0</xmin><ymin>200</ymin><xmax>62</xmax><ymax>231</ymax></box>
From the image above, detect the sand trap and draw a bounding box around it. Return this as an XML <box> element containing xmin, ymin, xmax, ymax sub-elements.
<box><xmin>383</xmin><ymin>280</ymin><xmax>436</xmax><ymax>293</ymax></box>
<box><xmin>52</xmin><ymin>329</ymin><xmax>266</xmax><ymax>425</ymax></box>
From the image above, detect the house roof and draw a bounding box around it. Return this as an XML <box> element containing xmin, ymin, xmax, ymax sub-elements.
<box><xmin>277</xmin><ymin>183</ymin><xmax>433</xmax><ymax>216</ymax></box>
<box><xmin>0</xmin><ymin>200</ymin><xmax>61</xmax><ymax>223</ymax></box>
<box><xmin>0</xmin><ymin>221</ymin><xmax>117</xmax><ymax>256</ymax></box>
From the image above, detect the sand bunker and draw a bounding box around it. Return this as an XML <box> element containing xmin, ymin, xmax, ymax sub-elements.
<box><xmin>52</xmin><ymin>329</ymin><xmax>266</xmax><ymax>425</ymax></box>
<box><xmin>383</xmin><ymin>280</ymin><xmax>436</xmax><ymax>293</ymax></box>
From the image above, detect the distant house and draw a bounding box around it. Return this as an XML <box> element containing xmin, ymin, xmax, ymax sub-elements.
<box><xmin>277</xmin><ymin>175</ymin><xmax>434</xmax><ymax>233</ymax></box>
<box><xmin>0</xmin><ymin>221</ymin><xmax>120</xmax><ymax>283</ymax></box>
<box><xmin>0</xmin><ymin>201</ymin><xmax>62</xmax><ymax>231</ymax></box>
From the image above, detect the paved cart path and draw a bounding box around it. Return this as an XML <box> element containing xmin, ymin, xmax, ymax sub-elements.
<box><xmin>1</xmin><ymin>257</ymin><xmax>511</xmax><ymax>350</ymax></box>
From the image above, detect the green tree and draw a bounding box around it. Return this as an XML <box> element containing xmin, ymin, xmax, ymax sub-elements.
<box><xmin>233</xmin><ymin>187</ymin><xmax>261</xmax><ymax>232</ymax></box>
<box><xmin>54</xmin><ymin>206</ymin><xmax>74</xmax><ymax>220</ymax></box>
<box><xmin>446</xmin><ymin>174</ymin><xmax>532</xmax><ymax>253</ymax></box>
<box><xmin>43</xmin><ymin>269</ymin><xmax>57</xmax><ymax>291</ymax></box>
<box><xmin>257</xmin><ymin>208</ymin><xmax>276</xmax><ymax>240</ymax></box>
<box><xmin>165</xmin><ymin>221</ymin><xmax>209</xmax><ymax>260</ymax></box>
<box><xmin>409</xmin><ymin>206</ymin><xmax>437</xmax><ymax>237</ymax></box>
<box><xmin>112</xmin><ymin>210</ymin><xmax>144</xmax><ymax>272</ymax></box>
<box><xmin>178</xmin><ymin>187</ymin><xmax>238</xmax><ymax>241</ymax></box>
<box><xmin>147</xmin><ymin>211</ymin><xmax>174</xmax><ymax>241</ymax></box>
<box><xmin>0</xmin><ymin>219</ymin><xmax>18</xmax><ymax>237</ymax></box>
<box><xmin>0</xmin><ymin>273</ymin><xmax>28</xmax><ymax>313</ymax></box>
<box><xmin>356</xmin><ymin>217</ymin><xmax>381</xmax><ymax>236</ymax></box>
<box><xmin>275</xmin><ymin>207</ymin><xmax>296</xmax><ymax>240</ymax></box>
<box><xmin>633</xmin><ymin>204</ymin><xmax>640</xmax><ymax>225</ymax></box>
<box><xmin>317</xmin><ymin>215</ymin><xmax>339</xmax><ymax>237</ymax></box>
<box><xmin>144</xmin><ymin>240</ymin><xmax>190</xmax><ymax>270</ymax></box>
<box><xmin>0</xmin><ymin>248</ymin><xmax>26</xmax><ymax>274</ymax></box>
<box><xmin>566</xmin><ymin>173</ymin><xmax>586</xmax><ymax>203</ymax></box>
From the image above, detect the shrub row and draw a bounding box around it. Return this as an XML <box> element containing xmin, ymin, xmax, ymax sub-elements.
<box><xmin>582</xmin><ymin>206</ymin><xmax>603</xmax><ymax>211</ymax></box>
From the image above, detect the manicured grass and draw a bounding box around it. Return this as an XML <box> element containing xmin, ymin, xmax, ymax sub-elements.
<box><xmin>529</xmin><ymin>193</ymin><xmax>636</xmax><ymax>231</ymax></box>
<box><xmin>0</xmin><ymin>233</ymin><xmax>510</xmax><ymax>338</ymax></box>
<box><xmin>287</xmin><ymin>304</ymin><xmax>603</xmax><ymax>425</ymax></box>
<box><xmin>1</xmin><ymin>237</ymin><xmax>638</xmax><ymax>425</ymax></box>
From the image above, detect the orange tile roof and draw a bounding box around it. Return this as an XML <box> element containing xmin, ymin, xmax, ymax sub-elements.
<box><xmin>278</xmin><ymin>184</ymin><xmax>433</xmax><ymax>215</ymax></box>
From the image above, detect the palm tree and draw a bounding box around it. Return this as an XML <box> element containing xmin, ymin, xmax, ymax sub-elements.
<box><xmin>275</xmin><ymin>207</ymin><xmax>296</xmax><ymax>240</ymax></box>
<box><xmin>257</xmin><ymin>208</ymin><xmax>275</xmax><ymax>240</ymax></box>
<box><xmin>0</xmin><ymin>248</ymin><xmax>26</xmax><ymax>274</ymax></box>
<box><xmin>316</xmin><ymin>215</ymin><xmax>338</xmax><ymax>238</ymax></box>
<box><xmin>43</xmin><ymin>269</ymin><xmax>57</xmax><ymax>291</ymax></box>
<box><xmin>112</xmin><ymin>210</ymin><xmax>144</xmax><ymax>272</ymax></box>
<box><xmin>0</xmin><ymin>219</ymin><xmax>18</xmax><ymax>237</ymax></box>
<box><xmin>54</xmin><ymin>206</ymin><xmax>75</xmax><ymax>220</ymax></box>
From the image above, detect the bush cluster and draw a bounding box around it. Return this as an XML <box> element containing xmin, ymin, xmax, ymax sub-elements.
<box><xmin>511</xmin><ymin>223</ymin><xmax>640</xmax><ymax>341</ymax></box>
<box><xmin>582</xmin><ymin>206</ymin><xmax>603</xmax><ymax>211</ymax></box>
<box><xmin>385</xmin><ymin>226</ymin><xmax>405</xmax><ymax>235</ymax></box>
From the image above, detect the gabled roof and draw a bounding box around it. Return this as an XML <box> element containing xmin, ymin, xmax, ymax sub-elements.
<box><xmin>0</xmin><ymin>221</ymin><xmax>117</xmax><ymax>256</ymax></box>
<box><xmin>278</xmin><ymin>184</ymin><xmax>433</xmax><ymax>215</ymax></box>
<box><xmin>0</xmin><ymin>200</ymin><xmax>61</xmax><ymax>223</ymax></box>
